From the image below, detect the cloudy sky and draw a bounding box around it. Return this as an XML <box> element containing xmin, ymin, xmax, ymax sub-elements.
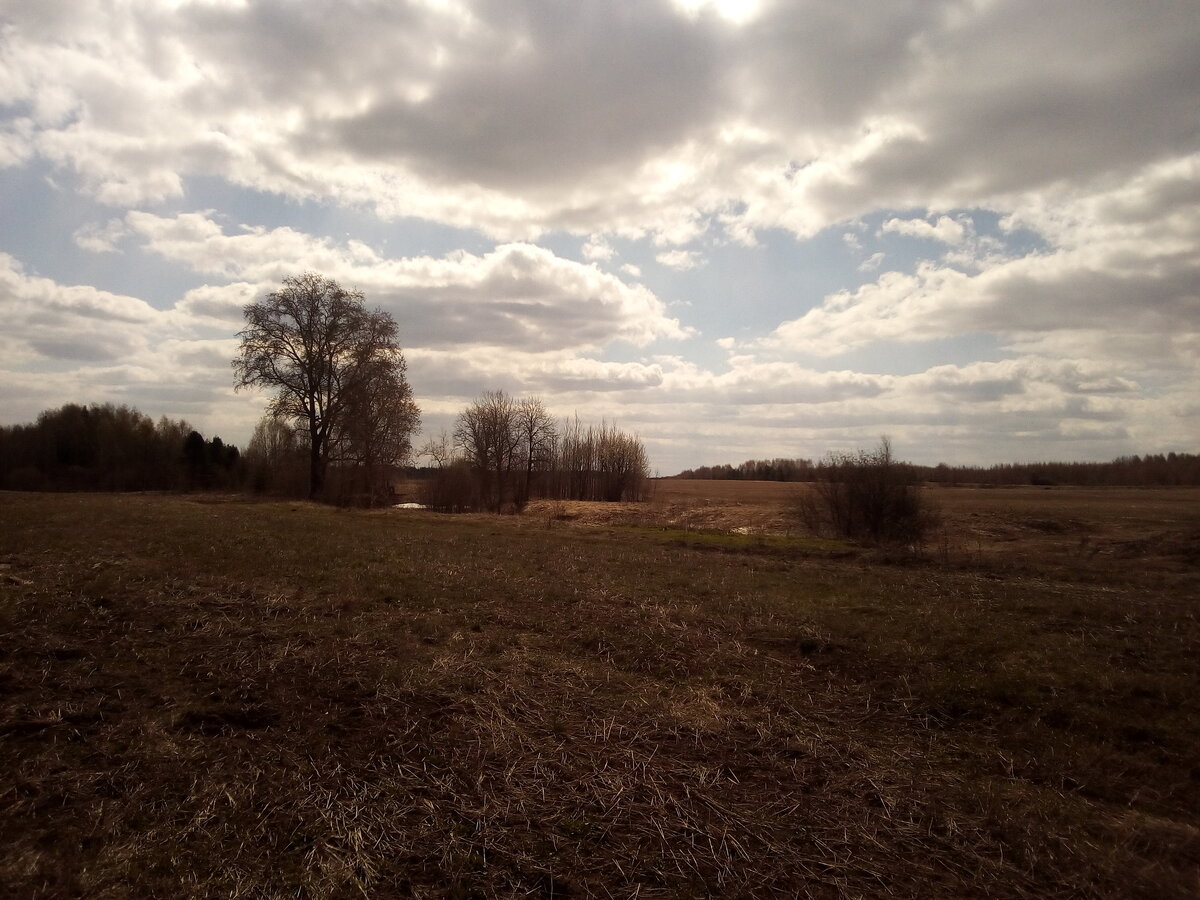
<box><xmin>2</xmin><ymin>0</ymin><xmax>1197</xmax><ymax>473</ymax></box>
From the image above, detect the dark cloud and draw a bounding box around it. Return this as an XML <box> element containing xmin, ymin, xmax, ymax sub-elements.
<box><xmin>331</xmin><ymin>2</ymin><xmax>723</xmax><ymax>191</ymax></box>
<box><xmin>840</xmin><ymin>1</ymin><xmax>1200</xmax><ymax>205</ymax></box>
<box><xmin>738</xmin><ymin>0</ymin><xmax>944</xmax><ymax>131</ymax></box>
<box><xmin>28</xmin><ymin>336</ymin><xmax>128</xmax><ymax>362</ymax></box>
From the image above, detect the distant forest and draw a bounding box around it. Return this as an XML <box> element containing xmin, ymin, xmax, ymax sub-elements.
<box><xmin>675</xmin><ymin>453</ymin><xmax>1200</xmax><ymax>487</ymax></box>
<box><xmin>0</xmin><ymin>403</ymin><xmax>241</xmax><ymax>492</ymax></box>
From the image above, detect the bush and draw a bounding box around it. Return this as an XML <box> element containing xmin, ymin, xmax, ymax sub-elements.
<box><xmin>795</xmin><ymin>438</ymin><xmax>937</xmax><ymax>545</ymax></box>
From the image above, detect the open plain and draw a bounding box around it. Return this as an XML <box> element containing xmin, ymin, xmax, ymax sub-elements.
<box><xmin>2</xmin><ymin>484</ymin><xmax>1198</xmax><ymax>898</ymax></box>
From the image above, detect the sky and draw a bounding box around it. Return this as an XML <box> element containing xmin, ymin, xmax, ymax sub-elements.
<box><xmin>1</xmin><ymin>0</ymin><xmax>1197</xmax><ymax>475</ymax></box>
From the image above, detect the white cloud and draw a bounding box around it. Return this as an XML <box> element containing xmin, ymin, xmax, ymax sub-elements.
<box><xmin>73</xmin><ymin>218</ymin><xmax>130</xmax><ymax>253</ymax></box>
<box><xmin>3</xmin><ymin>249</ymin><xmax>1192</xmax><ymax>472</ymax></box>
<box><xmin>858</xmin><ymin>251</ymin><xmax>885</xmax><ymax>272</ymax></box>
<box><xmin>409</xmin><ymin>348</ymin><xmax>667</xmax><ymax>400</ymax></box>
<box><xmin>123</xmin><ymin>212</ymin><xmax>691</xmax><ymax>351</ymax></box>
<box><xmin>581</xmin><ymin>235</ymin><xmax>614</xmax><ymax>261</ymax></box>
<box><xmin>766</xmin><ymin>161</ymin><xmax>1200</xmax><ymax>370</ymax></box>
<box><xmin>880</xmin><ymin>215</ymin><xmax>966</xmax><ymax>244</ymax></box>
<box><xmin>0</xmin><ymin>255</ymin><xmax>256</xmax><ymax>434</ymax></box>
<box><xmin>174</xmin><ymin>282</ymin><xmax>259</xmax><ymax>325</ymax></box>
<box><xmin>672</xmin><ymin>0</ymin><xmax>766</xmax><ymax>27</ymax></box>
<box><xmin>524</xmin><ymin>348</ymin><xmax>1194</xmax><ymax>472</ymax></box>
<box><xmin>656</xmin><ymin>249</ymin><xmax>705</xmax><ymax>270</ymax></box>
<box><xmin>2</xmin><ymin>1</ymin><xmax>1199</xmax><ymax>470</ymax></box>
<box><xmin>0</xmin><ymin>253</ymin><xmax>156</xmax><ymax>364</ymax></box>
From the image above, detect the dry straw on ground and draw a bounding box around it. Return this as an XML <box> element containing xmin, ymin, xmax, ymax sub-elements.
<box><xmin>1</xmin><ymin>487</ymin><xmax>1197</xmax><ymax>897</ymax></box>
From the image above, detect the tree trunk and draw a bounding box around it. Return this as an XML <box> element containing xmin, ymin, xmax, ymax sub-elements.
<box><xmin>309</xmin><ymin>423</ymin><xmax>324</xmax><ymax>500</ymax></box>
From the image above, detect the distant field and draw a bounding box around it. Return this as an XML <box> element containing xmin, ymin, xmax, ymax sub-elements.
<box><xmin>2</xmin><ymin>490</ymin><xmax>1198</xmax><ymax>897</ymax></box>
<box><xmin>652</xmin><ymin>478</ymin><xmax>803</xmax><ymax>505</ymax></box>
<box><xmin>562</xmin><ymin>480</ymin><xmax>1200</xmax><ymax>570</ymax></box>
<box><xmin>653</xmin><ymin>477</ymin><xmax>1200</xmax><ymax>527</ymax></box>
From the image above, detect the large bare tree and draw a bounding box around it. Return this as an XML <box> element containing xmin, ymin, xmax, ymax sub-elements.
<box><xmin>233</xmin><ymin>273</ymin><xmax>417</xmax><ymax>499</ymax></box>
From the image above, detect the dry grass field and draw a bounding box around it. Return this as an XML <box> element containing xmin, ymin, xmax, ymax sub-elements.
<box><xmin>534</xmin><ymin>480</ymin><xmax>1199</xmax><ymax>571</ymax></box>
<box><xmin>1</xmin><ymin>484</ymin><xmax>1198</xmax><ymax>898</ymax></box>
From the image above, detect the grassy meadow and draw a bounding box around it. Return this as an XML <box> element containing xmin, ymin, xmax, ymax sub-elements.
<box><xmin>1</xmin><ymin>485</ymin><xmax>1198</xmax><ymax>897</ymax></box>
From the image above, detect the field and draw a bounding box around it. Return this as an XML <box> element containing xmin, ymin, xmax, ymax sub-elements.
<box><xmin>1</xmin><ymin>483</ymin><xmax>1198</xmax><ymax>898</ymax></box>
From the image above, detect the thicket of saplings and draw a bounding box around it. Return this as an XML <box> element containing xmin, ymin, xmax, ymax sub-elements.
<box><xmin>238</xmin><ymin>414</ymin><xmax>397</xmax><ymax>505</ymax></box>
<box><xmin>420</xmin><ymin>417</ymin><xmax>651</xmax><ymax>513</ymax></box>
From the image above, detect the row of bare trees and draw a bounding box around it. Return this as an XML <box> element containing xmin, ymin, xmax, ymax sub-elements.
<box><xmin>548</xmin><ymin>417</ymin><xmax>651</xmax><ymax>504</ymax></box>
<box><xmin>421</xmin><ymin>390</ymin><xmax>650</xmax><ymax>512</ymax></box>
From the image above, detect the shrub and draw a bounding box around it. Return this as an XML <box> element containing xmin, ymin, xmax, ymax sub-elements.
<box><xmin>795</xmin><ymin>438</ymin><xmax>937</xmax><ymax>545</ymax></box>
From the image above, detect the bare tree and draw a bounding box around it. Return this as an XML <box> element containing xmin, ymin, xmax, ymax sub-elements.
<box><xmin>419</xmin><ymin>430</ymin><xmax>459</xmax><ymax>470</ymax></box>
<box><xmin>515</xmin><ymin>396</ymin><xmax>557</xmax><ymax>506</ymax></box>
<box><xmin>454</xmin><ymin>390</ymin><xmax>519</xmax><ymax>511</ymax></box>
<box><xmin>232</xmin><ymin>273</ymin><xmax>418</xmax><ymax>500</ymax></box>
<box><xmin>417</xmin><ymin>430</ymin><xmax>476</xmax><ymax>512</ymax></box>
<box><xmin>435</xmin><ymin>393</ymin><xmax>650</xmax><ymax>511</ymax></box>
<box><xmin>593</xmin><ymin>421</ymin><xmax>650</xmax><ymax>501</ymax></box>
<box><xmin>552</xmin><ymin>414</ymin><xmax>593</xmax><ymax>500</ymax></box>
<box><xmin>453</xmin><ymin>390</ymin><xmax>522</xmax><ymax>512</ymax></box>
<box><xmin>244</xmin><ymin>414</ymin><xmax>306</xmax><ymax>495</ymax></box>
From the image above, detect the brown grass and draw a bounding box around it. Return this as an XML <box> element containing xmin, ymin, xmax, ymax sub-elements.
<box><xmin>539</xmin><ymin>480</ymin><xmax>1200</xmax><ymax>572</ymax></box>
<box><xmin>1</xmin><ymin>487</ymin><xmax>1198</xmax><ymax>898</ymax></box>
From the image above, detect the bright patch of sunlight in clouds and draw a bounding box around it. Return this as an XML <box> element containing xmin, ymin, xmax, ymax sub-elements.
<box><xmin>672</xmin><ymin>0</ymin><xmax>766</xmax><ymax>26</ymax></box>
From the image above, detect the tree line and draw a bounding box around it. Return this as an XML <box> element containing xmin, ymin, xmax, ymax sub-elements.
<box><xmin>230</xmin><ymin>274</ymin><xmax>651</xmax><ymax>508</ymax></box>
<box><xmin>419</xmin><ymin>390</ymin><xmax>650</xmax><ymax>512</ymax></box>
<box><xmin>0</xmin><ymin>403</ymin><xmax>239</xmax><ymax>492</ymax></box>
<box><xmin>678</xmin><ymin>453</ymin><xmax>1200</xmax><ymax>487</ymax></box>
<box><xmin>677</xmin><ymin>458</ymin><xmax>816</xmax><ymax>482</ymax></box>
<box><xmin>920</xmin><ymin>454</ymin><xmax>1200</xmax><ymax>487</ymax></box>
